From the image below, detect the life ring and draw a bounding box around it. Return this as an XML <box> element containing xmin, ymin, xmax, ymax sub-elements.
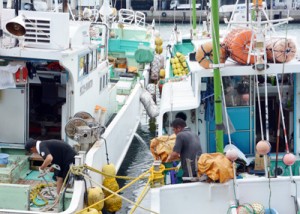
<box><xmin>162</xmin><ymin>12</ymin><xmax>167</xmax><ymax>17</ymax></box>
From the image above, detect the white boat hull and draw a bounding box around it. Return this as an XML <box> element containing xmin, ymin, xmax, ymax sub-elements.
<box><xmin>151</xmin><ymin>176</ymin><xmax>300</xmax><ymax>213</ymax></box>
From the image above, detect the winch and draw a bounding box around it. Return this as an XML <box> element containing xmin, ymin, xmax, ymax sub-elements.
<box><xmin>65</xmin><ymin>111</ymin><xmax>105</xmax><ymax>151</ymax></box>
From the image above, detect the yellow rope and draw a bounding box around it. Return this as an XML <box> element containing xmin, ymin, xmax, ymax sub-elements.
<box><xmin>164</xmin><ymin>167</ymin><xmax>178</xmax><ymax>171</ymax></box>
<box><xmin>84</xmin><ymin>164</ymin><xmax>147</xmax><ymax>180</ymax></box>
<box><xmin>76</xmin><ymin>170</ymin><xmax>158</xmax><ymax>214</ymax></box>
<box><xmin>129</xmin><ymin>176</ymin><xmax>151</xmax><ymax>214</ymax></box>
<box><xmin>30</xmin><ymin>183</ymin><xmax>53</xmax><ymax>207</ymax></box>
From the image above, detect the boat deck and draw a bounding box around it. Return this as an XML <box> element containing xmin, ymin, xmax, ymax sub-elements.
<box><xmin>0</xmin><ymin>154</ymin><xmax>59</xmax><ymax>212</ymax></box>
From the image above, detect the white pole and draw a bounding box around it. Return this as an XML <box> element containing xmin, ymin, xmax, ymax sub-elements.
<box><xmin>7</xmin><ymin>0</ymin><xmax>13</xmax><ymax>9</ymax></box>
<box><xmin>126</xmin><ymin>0</ymin><xmax>131</xmax><ymax>9</ymax></box>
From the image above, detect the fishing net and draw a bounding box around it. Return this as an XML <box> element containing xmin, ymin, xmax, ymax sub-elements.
<box><xmin>150</xmin><ymin>54</ymin><xmax>162</xmax><ymax>80</ymax></box>
<box><xmin>237</xmin><ymin>203</ymin><xmax>255</xmax><ymax>214</ymax></box>
<box><xmin>134</xmin><ymin>47</ymin><xmax>154</xmax><ymax>63</ymax></box>
<box><xmin>140</xmin><ymin>89</ymin><xmax>159</xmax><ymax>118</ymax></box>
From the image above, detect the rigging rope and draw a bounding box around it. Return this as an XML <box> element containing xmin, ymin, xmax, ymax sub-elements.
<box><xmin>84</xmin><ymin>164</ymin><xmax>148</xmax><ymax>180</ymax></box>
<box><xmin>41</xmin><ymin>167</ymin><xmax>72</xmax><ymax>212</ymax></box>
<box><xmin>255</xmin><ymin>75</ymin><xmax>265</xmax><ymax>141</ymax></box>
<box><xmin>76</xmin><ymin>169</ymin><xmax>158</xmax><ymax>214</ymax></box>
<box><xmin>129</xmin><ymin>176</ymin><xmax>151</xmax><ymax>214</ymax></box>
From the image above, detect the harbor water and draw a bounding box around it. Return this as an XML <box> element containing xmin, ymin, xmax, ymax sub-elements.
<box><xmin>118</xmin><ymin>22</ymin><xmax>300</xmax><ymax>214</ymax></box>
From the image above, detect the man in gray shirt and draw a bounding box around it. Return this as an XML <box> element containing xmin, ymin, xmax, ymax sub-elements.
<box><xmin>166</xmin><ymin>118</ymin><xmax>202</xmax><ymax>177</ymax></box>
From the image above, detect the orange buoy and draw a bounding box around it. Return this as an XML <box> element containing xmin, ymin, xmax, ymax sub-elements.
<box><xmin>223</xmin><ymin>28</ymin><xmax>243</xmax><ymax>48</ymax></box>
<box><xmin>266</xmin><ymin>38</ymin><xmax>297</xmax><ymax>63</ymax></box>
<box><xmin>195</xmin><ymin>41</ymin><xmax>227</xmax><ymax>69</ymax></box>
<box><xmin>227</xmin><ymin>29</ymin><xmax>255</xmax><ymax>65</ymax></box>
<box><xmin>252</xmin><ymin>0</ymin><xmax>263</xmax><ymax>7</ymax></box>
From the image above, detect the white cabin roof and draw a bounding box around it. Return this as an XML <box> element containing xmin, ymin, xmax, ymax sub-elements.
<box><xmin>159</xmin><ymin>77</ymin><xmax>199</xmax><ymax>113</ymax></box>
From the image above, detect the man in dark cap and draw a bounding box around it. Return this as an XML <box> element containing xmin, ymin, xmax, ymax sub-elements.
<box><xmin>25</xmin><ymin>139</ymin><xmax>77</xmax><ymax>194</ymax></box>
<box><xmin>166</xmin><ymin>118</ymin><xmax>202</xmax><ymax>179</ymax></box>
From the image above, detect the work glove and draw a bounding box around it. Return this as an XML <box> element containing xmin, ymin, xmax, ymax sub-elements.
<box><xmin>38</xmin><ymin>167</ymin><xmax>48</xmax><ymax>177</ymax></box>
<box><xmin>39</xmin><ymin>167</ymin><xmax>46</xmax><ymax>173</ymax></box>
<box><xmin>175</xmin><ymin>162</ymin><xmax>181</xmax><ymax>172</ymax></box>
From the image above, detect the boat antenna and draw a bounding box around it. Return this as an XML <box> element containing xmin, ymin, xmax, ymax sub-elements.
<box><xmin>211</xmin><ymin>0</ymin><xmax>223</xmax><ymax>152</ymax></box>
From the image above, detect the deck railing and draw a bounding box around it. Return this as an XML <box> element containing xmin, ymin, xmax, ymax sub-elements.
<box><xmin>119</xmin><ymin>9</ymin><xmax>145</xmax><ymax>27</ymax></box>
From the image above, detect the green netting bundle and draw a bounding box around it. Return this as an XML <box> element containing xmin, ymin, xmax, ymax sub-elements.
<box><xmin>134</xmin><ymin>47</ymin><xmax>154</xmax><ymax>63</ymax></box>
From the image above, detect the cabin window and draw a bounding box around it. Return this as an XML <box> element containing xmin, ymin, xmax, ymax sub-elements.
<box><xmin>99</xmin><ymin>77</ymin><xmax>102</xmax><ymax>91</ymax></box>
<box><xmin>92</xmin><ymin>49</ymin><xmax>97</xmax><ymax>69</ymax></box>
<box><xmin>78</xmin><ymin>54</ymin><xmax>89</xmax><ymax>79</ymax></box>
<box><xmin>102</xmin><ymin>75</ymin><xmax>106</xmax><ymax>88</ymax></box>
<box><xmin>88</xmin><ymin>52</ymin><xmax>93</xmax><ymax>72</ymax></box>
<box><xmin>223</xmin><ymin>76</ymin><xmax>251</xmax><ymax>107</ymax></box>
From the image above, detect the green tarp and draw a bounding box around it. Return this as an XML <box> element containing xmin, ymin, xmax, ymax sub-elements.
<box><xmin>134</xmin><ymin>47</ymin><xmax>154</xmax><ymax>63</ymax></box>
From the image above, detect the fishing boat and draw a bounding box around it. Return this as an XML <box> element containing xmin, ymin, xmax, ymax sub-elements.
<box><xmin>0</xmin><ymin>0</ymin><xmax>158</xmax><ymax>213</ymax></box>
<box><xmin>141</xmin><ymin>0</ymin><xmax>300</xmax><ymax>213</ymax></box>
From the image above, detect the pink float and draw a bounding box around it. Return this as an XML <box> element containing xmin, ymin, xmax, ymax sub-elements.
<box><xmin>283</xmin><ymin>153</ymin><xmax>296</xmax><ymax>166</ymax></box>
<box><xmin>256</xmin><ymin>140</ymin><xmax>271</xmax><ymax>155</ymax></box>
<box><xmin>226</xmin><ymin>149</ymin><xmax>238</xmax><ymax>161</ymax></box>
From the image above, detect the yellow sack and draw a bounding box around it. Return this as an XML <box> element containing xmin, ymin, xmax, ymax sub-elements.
<box><xmin>150</xmin><ymin>134</ymin><xmax>176</xmax><ymax>162</ymax></box>
<box><xmin>198</xmin><ymin>153</ymin><xmax>234</xmax><ymax>183</ymax></box>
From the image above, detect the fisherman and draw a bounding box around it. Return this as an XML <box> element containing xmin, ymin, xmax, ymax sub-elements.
<box><xmin>166</xmin><ymin>118</ymin><xmax>202</xmax><ymax>179</ymax></box>
<box><xmin>25</xmin><ymin>139</ymin><xmax>77</xmax><ymax>194</ymax></box>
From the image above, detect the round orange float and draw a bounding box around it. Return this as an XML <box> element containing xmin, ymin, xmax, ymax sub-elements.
<box><xmin>227</xmin><ymin>29</ymin><xmax>255</xmax><ymax>65</ymax></box>
<box><xmin>195</xmin><ymin>41</ymin><xmax>227</xmax><ymax>69</ymax></box>
<box><xmin>266</xmin><ymin>38</ymin><xmax>297</xmax><ymax>63</ymax></box>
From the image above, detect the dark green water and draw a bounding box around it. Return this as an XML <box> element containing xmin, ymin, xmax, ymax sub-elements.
<box><xmin>118</xmin><ymin>123</ymin><xmax>156</xmax><ymax>214</ymax></box>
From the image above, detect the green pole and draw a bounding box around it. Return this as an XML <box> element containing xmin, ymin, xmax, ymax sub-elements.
<box><xmin>192</xmin><ymin>0</ymin><xmax>197</xmax><ymax>32</ymax></box>
<box><xmin>211</xmin><ymin>0</ymin><xmax>223</xmax><ymax>152</ymax></box>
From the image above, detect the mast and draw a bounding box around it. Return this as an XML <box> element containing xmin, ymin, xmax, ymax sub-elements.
<box><xmin>192</xmin><ymin>0</ymin><xmax>197</xmax><ymax>38</ymax></box>
<box><xmin>211</xmin><ymin>0</ymin><xmax>223</xmax><ymax>152</ymax></box>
